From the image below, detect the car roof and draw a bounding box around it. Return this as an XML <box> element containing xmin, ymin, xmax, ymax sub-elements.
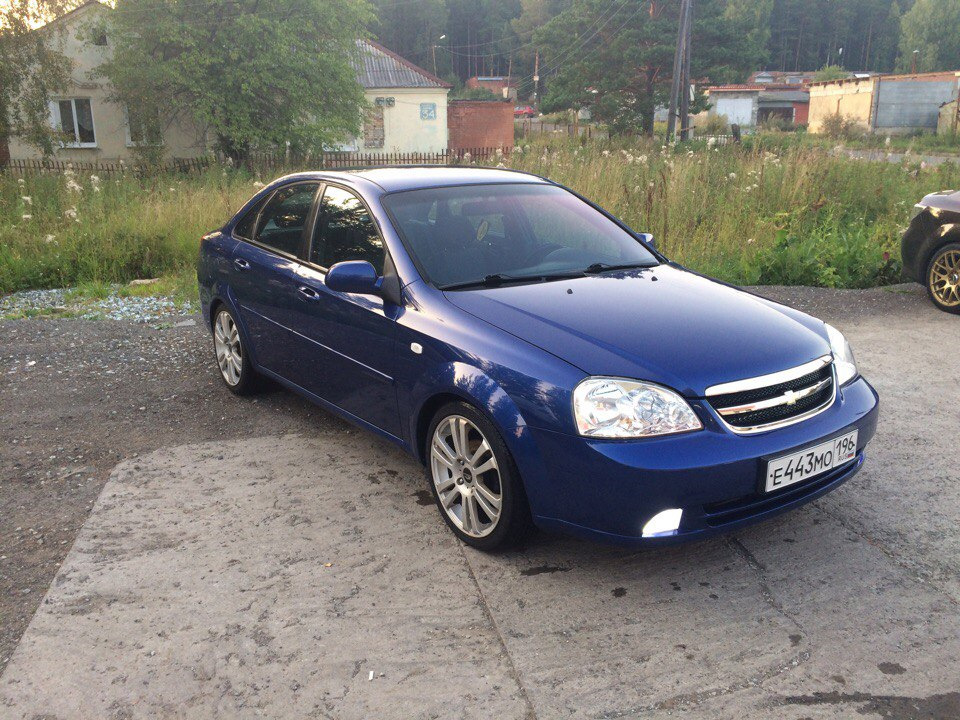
<box><xmin>271</xmin><ymin>166</ymin><xmax>551</xmax><ymax>194</ymax></box>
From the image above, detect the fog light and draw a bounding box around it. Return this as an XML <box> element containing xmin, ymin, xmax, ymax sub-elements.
<box><xmin>642</xmin><ymin>508</ymin><xmax>683</xmax><ymax>538</ymax></box>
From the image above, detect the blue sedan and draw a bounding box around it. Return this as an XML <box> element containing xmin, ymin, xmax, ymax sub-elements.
<box><xmin>198</xmin><ymin>167</ymin><xmax>879</xmax><ymax>551</ymax></box>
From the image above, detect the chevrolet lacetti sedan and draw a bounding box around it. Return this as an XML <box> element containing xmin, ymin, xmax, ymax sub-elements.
<box><xmin>198</xmin><ymin>167</ymin><xmax>879</xmax><ymax>551</ymax></box>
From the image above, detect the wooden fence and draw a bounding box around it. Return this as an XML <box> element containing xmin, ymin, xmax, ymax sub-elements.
<box><xmin>0</xmin><ymin>147</ymin><xmax>511</xmax><ymax>177</ymax></box>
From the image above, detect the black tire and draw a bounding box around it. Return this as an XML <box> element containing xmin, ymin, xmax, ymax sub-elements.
<box><xmin>425</xmin><ymin>401</ymin><xmax>533</xmax><ymax>551</ymax></box>
<box><xmin>925</xmin><ymin>242</ymin><xmax>960</xmax><ymax>315</ymax></box>
<box><xmin>211</xmin><ymin>305</ymin><xmax>259</xmax><ymax>395</ymax></box>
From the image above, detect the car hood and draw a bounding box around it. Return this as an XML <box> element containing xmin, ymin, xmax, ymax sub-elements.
<box><xmin>444</xmin><ymin>265</ymin><xmax>831</xmax><ymax>397</ymax></box>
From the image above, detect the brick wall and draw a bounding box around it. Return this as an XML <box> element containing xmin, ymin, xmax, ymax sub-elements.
<box><xmin>447</xmin><ymin>101</ymin><xmax>514</xmax><ymax>150</ymax></box>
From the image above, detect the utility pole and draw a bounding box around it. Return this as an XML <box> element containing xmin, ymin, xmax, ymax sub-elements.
<box><xmin>666</xmin><ymin>0</ymin><xmax>690</xmax><ymax>141</ymax></box>
<box><xmin>679</xmin><ymin>0</ymin><xmax>694</xmax><ymax>140</ymax></box>
<box><xmin>533</xmin><ymin>51</ymin><xmax>540</xmax><ymax>108</ymax></box>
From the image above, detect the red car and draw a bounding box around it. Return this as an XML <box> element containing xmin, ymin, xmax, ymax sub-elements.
<box><xmin>514</xmin><ymin>105</ymin><xmax>536</xmax><ymax>119</ymax></box>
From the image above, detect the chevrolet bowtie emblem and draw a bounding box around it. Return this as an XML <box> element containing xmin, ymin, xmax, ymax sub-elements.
<box><xmin>784</xmin><ymin>389</ymin><xmax>797</xmax><ymax>406</ymax></box>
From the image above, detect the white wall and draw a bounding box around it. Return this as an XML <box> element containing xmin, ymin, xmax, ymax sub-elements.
<box><xmin>715</xmin><ymin>96</ymin><xmax>756</xmax><ymax>126</ymax></box>
<box><xmin>359</xmin><ymin>88</ymin><xmax>449</xmax><ymax>153</ymax></box>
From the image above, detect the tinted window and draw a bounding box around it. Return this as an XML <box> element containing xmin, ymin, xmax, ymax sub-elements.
<box><xmin>233</xmin><ymin>196</ymin><xmax>268</xmax><ymax>240</ymax></box>
<box><xmin>254</xmin><ymin>183</ymin><xmax>319</xmax><ymax>257</ymax></box>
<box><xmin>310</xmin><ymin>186</ymin><xmax>384</xmax><ymax>272</ymax></box>
<box><xmin>382</xmin><ymin>184</ymin><xmax>657</xmax><ymax>287</ymax></box>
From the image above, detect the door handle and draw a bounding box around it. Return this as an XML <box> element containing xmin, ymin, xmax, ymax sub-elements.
<box><xmin>298</xmin><ymin>286</ymin><xmax>321</xmax><ymax>302</ymax></box>
<box><xmin>234</xmin><ymin>258</ymin><xmax>251</xmax><ymax>271</ymax></box>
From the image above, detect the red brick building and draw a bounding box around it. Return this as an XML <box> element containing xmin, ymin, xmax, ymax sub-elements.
<box><xmin>447</xmin><ymin>100</ymin><xmax>514</xmax><ymax>150</ymax></box>
<box><xmin>465</xmin><ymin>76</ymin><xmax>518</xmax><ymax>101</ymax></box>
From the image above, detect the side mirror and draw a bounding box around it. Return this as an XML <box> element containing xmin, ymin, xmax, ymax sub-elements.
<box><xmin>638</xmin><ymin>232</ymin><xmax>657</xmax><ymax>251</ymax></box>
<box><xmin>325</xmin><ymin>260</ymin><xmax>381</xmax><ymax>296</ymax></box>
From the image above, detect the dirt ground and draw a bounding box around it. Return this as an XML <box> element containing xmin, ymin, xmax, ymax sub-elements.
<box><xmin>1</xmin><ymin>282</ymin><xmax>958</xmax><ymax>719</ymax></box>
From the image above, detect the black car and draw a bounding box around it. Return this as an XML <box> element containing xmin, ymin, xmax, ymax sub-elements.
<box><xmin>902</xmin><ymin>189</ymin><xmax>960</xmax><ymax>314</ymax></box>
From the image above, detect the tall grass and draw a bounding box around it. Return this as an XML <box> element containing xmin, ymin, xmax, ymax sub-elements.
<box><xmin>0</xmin><ymin>169</ymin><xmax>257</xmax><ymax>293</ymax></box>
<box><xmin>509</xmin><ymin>138</ymin><xmax>960</xmax><ymax>287</ymax></box>
<box><xmin>2</xmin><ymin>140</ymin><xmax>958</xmax><ymax>294</ymax></box>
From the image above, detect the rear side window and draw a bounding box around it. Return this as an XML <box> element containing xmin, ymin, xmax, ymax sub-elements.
<box><xmin>233</xmin><ymin>196</ymin><xmax>268</xmax><ymax>240</ymax></box>
<box><xmin>254</xmin><ymin>182</ymin><xmax>320</xmax><ymax>257</ymax></box>
<box><xmin>310</xmin><ymin>186</ymin><xmax>384</xmax><ymax>272</ymax></box>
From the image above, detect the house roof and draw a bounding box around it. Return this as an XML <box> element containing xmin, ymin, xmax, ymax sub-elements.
<box><xmin>759</xmin><ymin>90</ymin><xmax>809</xmax><ymax>103</ymax></box>
<box><xmin>354</xmin><ymin>40</ymin><xmax>451</xmax><ymax>90</ymax></box>
<box><xmin>707</xmin><ymin>83</ymin><xmax>806</xmax><ymax>93</ymax></box>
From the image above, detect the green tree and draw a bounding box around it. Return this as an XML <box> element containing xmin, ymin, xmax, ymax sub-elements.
<box><xmin>814</xmin><ymin>64</ymin><xmax>848</xmax><ymax>81</ymax></box>
<box><xmin>97</xmin><ymin>0</ymin><xmax>373</xmax><ymax>165</ymax></box>
<box><xmin>369</xmin><ymin>0</ymin><xmax>448</xmax><ymax>74</ymax></box>
<box><xmin>534</xmin><ymin>0</ymin><xmax>760</xmax><ymax>136</ymax></box>
<box><xmin>0</xmin><ymin>1</ymin><xmax>72</xmax><ymax>155</ymax></box>
<box><xmin>896</xmin><ymin>0</ymin><xmax>960</xmax><ymax>72</ymax></box>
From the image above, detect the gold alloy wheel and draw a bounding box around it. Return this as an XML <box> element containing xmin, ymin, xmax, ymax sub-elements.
<box><xmin>929</xmin><ymin>248</ymin><xmax>960</xmax><ymax>308</ymax></box>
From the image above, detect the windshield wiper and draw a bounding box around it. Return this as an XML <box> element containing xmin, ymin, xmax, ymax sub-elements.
<box><xmin>583</xmin><ymin>261</ymin><xmax>657</xmax><ymax>275</ymax></box>
<box><xmin>440</xmin><ymin>271</ymin><xmax>585</xmax><ymax>291</ymax></box>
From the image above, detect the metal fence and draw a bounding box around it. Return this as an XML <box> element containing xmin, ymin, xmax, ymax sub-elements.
<box><xmin>0</xmin><ymin>147</ymin><xmax>511</xmax><ymax>177</ymax></box>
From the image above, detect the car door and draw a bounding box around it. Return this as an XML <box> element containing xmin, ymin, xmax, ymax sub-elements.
<box><xmin>228</xmin><ymin>181</ymin><xmax>321</xmax><ymax>377</ymax></box>
<box><xmin>289</xmin><ymin>184</ymin><xmax>402</xmax><ymax>437</ymax></box>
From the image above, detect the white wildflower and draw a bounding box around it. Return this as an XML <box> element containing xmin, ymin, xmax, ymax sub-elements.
<box><xmin>706</xmin><ymin>137</ymin><xmax>716</xmax><ymax>148</ymax></box>
<box><xmin>169</xmin><ymin>187</ymin><xmax>175</xmax><ymax>192</ymax></box>
<box><xmin>602</xmin><ymin>150</ymin><xmax>610</xmax><ymax>156</ymax></box>
<box><xmin>66</xmin><ymin>178</ymin><xmax>82</xmax><ymax>194</ymax></box>
<box><xmin>21</xmin><ymin>196</ymin><xmax>32</xmax><ymax>205</ymax></box>
<box><xmin>638</xmin><ymin>155</ymin><xmax>648</xmax><ymax>164</ymax></box>
<box><xmin>514</xmin><ymin>145</ymin><xmax>523</xmax><ymax>154</ymax></box>
<box><xmin>496</xmin><ymin>162</ymin><xmax>506</xmax><ymax>168</ymax></box>
<box><xmin>44</xmin><ymin>234</ymin><xmax>56</xmax><ymax>244</ymax></box>
<box><xmin>63</xmin><ymin>206</ymin><xmax>78</xmax><ymax>221</ymax></box>
<box><xmin>633</xmin><ymin>185</ymin><xmax>641</xmax><ymax>193</ymax></box>
<box><xmin>747</xmin><ymin>238</ymin><xmax>755</xmax><ymax>244</ymax></box>
<box><xmin>885</xmin><ymin>136</ymin><xmax>891</xmax><ymax>147</ymax></box>
<box><xmin>89</xmin><ymin>174</ymin><xmax>100</xmax><ymax>184</ymax></box>
<box><xmin>17</xmin><ymin>178</ymin><xmax>25</xmax><ymax>186</ymax></box>
<box><xmin>21</xmin><ymin>214</ymin><xmax>32</xmax><ymax>221</ymax></box>
<box><xmin>253</xmin><ymin>181</ymin><xmax>265</xmax><ymax>189</ymax></box>
<box><xmin>728</xmin><ymin>172</ymin><xmax>737</xmax><ymax>180</ymax></box>
<box><xmin>463</xmin><ymin>152</ymin><xmax>472</xmax><ymax>163</ymax></box>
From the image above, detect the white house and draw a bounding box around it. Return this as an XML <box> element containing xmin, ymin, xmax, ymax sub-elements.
<box><xmin>347</xmin><ymin>40</ymin><xmax>451</xmax><ymax>153</ymax></box>
<box><xmin>6</xmin><ymin>4</ymin><xmax>451</xmax><ymax>162</ymax></box>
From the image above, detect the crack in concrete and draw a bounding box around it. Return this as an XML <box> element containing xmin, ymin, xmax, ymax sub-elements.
<box><xmin>781</xmin><ymin>689</ymin><xmax>960</xmax><ymax>719</ymax></box>
<box><xmin>456</xmin><ymin>541</ymin><xmax>538</xmax><ymax>720</ymax></box>
<box><xmin>812</xmin><ymin>502</ymin><xmax>960</xmax><ymax>607</ymax></box>
<box><xmin>595</xmin><ymin>650</ymin><xmax>812</xmax><ymax>718</ymax></box>
<box><xmin>727</xmin><ymin>536</ymin><xmax>805</xmax><ymax>633</ymax></box>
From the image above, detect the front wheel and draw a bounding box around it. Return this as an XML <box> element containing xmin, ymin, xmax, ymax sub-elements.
<box><xmin>426</xmin><ymin>402</ymin><xmax>532</xmax><ymax>551</ymax></box>
<box><xmin>926</xmin><ymin>242</ymin><xmax>960</xmax><ymax>314</ymax></box>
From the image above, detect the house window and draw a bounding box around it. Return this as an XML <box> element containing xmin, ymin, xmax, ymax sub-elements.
<box><xmin>50</xmin><ymin>98</ymin><xmax>96</xmax><ymax>147</ymax></box>
<box><xmin>124</xmin><ymin>106</ymin><xmax>163</xmax><ymax>147</ymax></box>
<box><xmin>420</xmin><ymin>103</ymin><xmax>437</xmax><ymax>121</ymax></box>
<box><xmin>363</xmin><ymin>106</ymin><xmax>384</xmax><ymax>149</ymax></box>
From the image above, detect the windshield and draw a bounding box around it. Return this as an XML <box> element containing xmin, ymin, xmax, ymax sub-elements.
<box><xmin>382</xmin><ymin>183</ymin><xmax>657</xmax><ymax>289</ymax></box>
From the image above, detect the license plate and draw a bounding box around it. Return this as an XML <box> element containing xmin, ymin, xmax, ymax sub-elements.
<box><xmin>764</xmin><ymin>430</ymin><xmax>858</xmax><ymax>493</ymax></box>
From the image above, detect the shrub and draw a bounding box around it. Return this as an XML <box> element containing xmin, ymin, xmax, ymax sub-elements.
<box><xmin>820</xmin><ymin>112</ymin><xmax>865</xmax><ymax>140</ymax></box>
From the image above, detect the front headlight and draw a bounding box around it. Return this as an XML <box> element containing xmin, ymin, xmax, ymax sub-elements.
<box><xmin>573</xmin><ymin>377</ymin><xmax>702</xmax><ymax>438</ymax></box>
<box><xmin>824</xmin><ymin>323</ymin><xmax>858</xmax><ymax>386</ymax></box>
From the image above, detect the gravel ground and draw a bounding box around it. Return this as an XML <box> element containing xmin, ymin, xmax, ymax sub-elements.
<box><xmin>0</xmin><ymin>282</ymin><xmax>946</xmax><ymax>674</ymax></box>
<box><xmin>0</xmin><ymin>287</ymin><xmax>194</xmax><ymax>322</ymax></box>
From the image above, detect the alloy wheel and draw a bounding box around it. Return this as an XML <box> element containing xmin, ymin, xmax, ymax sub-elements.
<box><xmin>929</xmin><ymin>248</ymin><xmax>960</xmax><ymax>307</ymax></box>
<box><xmin>214</xmin><ymin>310</ymin><xmax>243</xmax><ymax>385</ymax></box>
<box><xmin>430</xmin><ymin>415</ymin><xmax>503</xmax><ymax>538</ymax></box>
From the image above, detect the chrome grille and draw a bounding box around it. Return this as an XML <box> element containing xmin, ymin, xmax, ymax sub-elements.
<box><xmin>706</xmin><ymin>356</ymin><xmax>835</xmax><ymax>433</ymax></box>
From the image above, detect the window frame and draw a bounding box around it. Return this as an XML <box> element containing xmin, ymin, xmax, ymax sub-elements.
<box><xmin>232</xmin><ymin>181</ymin><xmax>323</xmax><ymax>262</ymax></box>
<box><xmin>49</xmin><ymin>98</ymin><xmax>98</xmax><ymax>148</ymax></box>
<box><xmin>306</xmin><ymin>182</ymin><xmax>390</xmax><ymax>275</ymax></box>
<box><xmin>123</xmin><ymin>105</ymin><xmax>163</xmax><ymax>148</ymax></box>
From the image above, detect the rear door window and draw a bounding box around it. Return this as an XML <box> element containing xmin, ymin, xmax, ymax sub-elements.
<box><xmin>253</xmin><ymin>182</ymin><xmax>320</xmax><ymax>257</ymax></box>
<box><xmin>233</xmin><ymin>196</ymin><xmax>269</xmax><ymax>240</ymax></box>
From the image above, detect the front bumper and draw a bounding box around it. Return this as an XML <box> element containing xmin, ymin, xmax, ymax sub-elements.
<box><xmin>522</xmin><ymin>376</ymin><xmax>879</xmax><ymax>545</ymax></box>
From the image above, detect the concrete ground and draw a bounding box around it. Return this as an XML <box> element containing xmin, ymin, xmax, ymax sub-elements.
<box><xmin>1</xmin><ymin>284</ymin><xmax>959</xmax><ymax>719</ymax></box>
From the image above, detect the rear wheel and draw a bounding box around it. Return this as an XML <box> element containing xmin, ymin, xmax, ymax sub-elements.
<box><xmin>426</xmin><ymin>402</ymin><xmax>532</xmax><ymax>551</ymax></box>
<box><xmin>212</xmin><ymin>306</ymin><xmax>258</xmax><ymax>394</ymax></box>
<box><xmin>926</xmin><ymin>242</ymin><xmax>960</xmax><ymax>315</ymax></box>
